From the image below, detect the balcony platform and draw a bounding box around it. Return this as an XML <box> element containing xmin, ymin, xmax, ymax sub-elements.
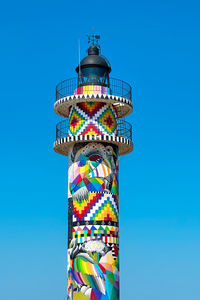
<box><xmin>54</xmin><ymin>134</ymin><xmax>133</xmax><ymax>156</ymax></box>
<box><xmin>54</xmin><ymin>77</ymin><xmax>133</xmax><ymax>119</ymax></box>
<box><xmin>54</xmin><ymin>93</ymin><xmax>133</xmax><ymax>119</ymax></box>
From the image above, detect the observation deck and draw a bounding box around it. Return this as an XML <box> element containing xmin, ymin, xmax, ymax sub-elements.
<box><xmin>54</xmin><ymin>78</ymin><xmax>133</xmax><ymax>119</ymax></box>
<box><xmin>54</xmin><ymin>118</ymin><xmax>133</xmax><ymax>156</ymax></box>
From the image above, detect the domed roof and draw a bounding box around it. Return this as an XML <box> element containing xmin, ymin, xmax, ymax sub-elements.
<box><xmin>75</xmin><ymin>45</ymin><xmax>111</xmax><ymax>73</ymax></box>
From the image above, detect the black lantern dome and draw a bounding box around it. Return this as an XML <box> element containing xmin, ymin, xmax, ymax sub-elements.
<box><xmin>76</xmin><ymin>45</ymin><xmax>111</xmax><ymax>87</ymax></box>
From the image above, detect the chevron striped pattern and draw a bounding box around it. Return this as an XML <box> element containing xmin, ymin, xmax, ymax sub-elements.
<box><xmin>73</xmin><ymin>193</ymin><xmax>119</xmax><ymax>223</ymax></box>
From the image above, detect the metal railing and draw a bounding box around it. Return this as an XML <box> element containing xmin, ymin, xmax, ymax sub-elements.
<box><xmin>56</xmin><ymin>119</ymin><xmax>132</xmax><ymax>142</ymax></box>
<box><xmin>55</xmin><ymin>78</ymin><xmax>132</xmax><ymax>102</ymax></box>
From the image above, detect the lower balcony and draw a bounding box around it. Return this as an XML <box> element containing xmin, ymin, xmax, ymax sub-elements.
<box><xmin>54</xmin><ymin>119</ymin><xmax>133</xmax><ymax>156</ymax></box>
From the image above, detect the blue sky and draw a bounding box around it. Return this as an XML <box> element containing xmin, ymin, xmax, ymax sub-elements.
<box><xmin>0</xmin><ymin>0</ymin><xmax>200</xmax><ymax>299</ymax></box>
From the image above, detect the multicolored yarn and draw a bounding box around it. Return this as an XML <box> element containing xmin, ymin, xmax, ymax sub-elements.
<box><xmin>68</xmin><ymin>143</ymin><xmax>119</xmax><ymax>300</ymax></box>
<box><xmin>74</xmin><ymin>85</ymin><xmax>111</xmax><ymax>95</ymax></box>
<box><xmin>72</xmin><ymin>225</ymin><xmax>119</xmax><ymax>245</ymax></box>
<box><xmin>73</xmin><ymin>193</ymin><xmax>119</xmax><ymax>222</ymax></box>
<box><xmin>78</xmin><ymin>102</ymin><xmax>105</xmax><ymax>117</ymax></box>
<box><xmin>69</xmin><ymin>107</ymin><xmax>86</xmax><ymax>135</ymax></box>
<box><xmin>68</xmin><ymin>102</ymin><xmax>117</xmax><ymax>137</ymax></box>
<box><xmin>69</xmin><ymin>144</ymin><xmax>118</xmax><ymax>198</ymax></box>
<box><xmin>97</xmin><ymin>107</ymin><xmax>117</xmax><ymax>135</ymax></box>
<box><xmin>69</xmin><ymin>152</ymin><xmax>112</xmax><ymax>196</ymax></box>
<box><xmin>68</xmin><ymin>245</ymin><xmax>119</xmax><ymax>300</ymax></box>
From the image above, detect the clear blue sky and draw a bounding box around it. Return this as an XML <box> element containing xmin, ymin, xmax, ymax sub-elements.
<box><xmin>0</xmin><ymin>0</ymin><xmax>200</xmax><ymax>299</ymax></box>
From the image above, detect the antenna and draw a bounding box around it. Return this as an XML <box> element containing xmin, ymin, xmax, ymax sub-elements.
<box><xmin>78</xmin><ymin>38</ymin><xmax>81</xmax><ymax>77</ymax></box>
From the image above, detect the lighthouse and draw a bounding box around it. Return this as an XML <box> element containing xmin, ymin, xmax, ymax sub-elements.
<box><xmin>54</xmin><ymin>35</ymin><xmax>133</xmax><ymax>300</ymax></box>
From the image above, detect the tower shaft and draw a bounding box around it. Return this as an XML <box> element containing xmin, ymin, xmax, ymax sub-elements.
<box><xmin>67</xmin><ymin>141</ymin><xmax>119</xmax><ymax>299</ymax></box>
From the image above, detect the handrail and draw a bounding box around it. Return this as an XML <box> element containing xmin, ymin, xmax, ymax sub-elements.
<box><xmin>55</xmin><ymin>77</ymin><xmax>132</xmax><ymax>102</ymax></box>
<box><xmin>56</xmin><ymin>119</ymin><xmax>132</xmax><ymax>142</ymax></box>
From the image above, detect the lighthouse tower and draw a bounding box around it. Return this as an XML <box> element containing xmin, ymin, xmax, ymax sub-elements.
<box><xmin>54</xmin><ymin>35</ymin><xmax>133</xmax><ymax>300</ymax></box>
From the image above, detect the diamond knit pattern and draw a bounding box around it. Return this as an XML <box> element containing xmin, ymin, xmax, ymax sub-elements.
<box><xmin>68</xmin><ymin>102</ymin><xmax>117</xmax><ymax>136</ymax></box>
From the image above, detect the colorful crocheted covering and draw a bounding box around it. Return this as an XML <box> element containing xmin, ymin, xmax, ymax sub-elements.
<box><xmin>78</xmin><ymin>102</ymin><xmax>105</xmax><ymax>117</ymax></box>
<box><xmin>68</xmin><ymin>143</ymin><xmax>118</xmax><ymax>199</ymax></box>
<box><xmin>73</xmin><ymin>193</ymin><xmax>119</xmax><ymax>223</ymax></box>
<box><xmin>74</xmin><ymin>85</ymin><xmax>111</xmax><ymax>95</ymax></box>
<box><xmin>67</xmin><ymin>240</ymin><xmax>119</xmax><ymax>300</ymax></box>
<box><xmin>97</xmin><ymin>106</ymin><xmax>117</xmax><ymax>135</ymax></box>
<box><xmin>69</xmin><ymin>153</ymin><xmax>111</xmax><ymax>196</ymax></box>
<box><xmin>72</xmin><ymin>225</ymin><xmax>119</xmax><ymax>245</ymax></box>
<box><xmin>69</xmin><ymin>106</ymin><xmax>86</xmax><ymax>135</ymax></box>
<box><xmin>68</xmin><ymin>102</ymin><xmax>117</xmax><ymax>137</ymax></box>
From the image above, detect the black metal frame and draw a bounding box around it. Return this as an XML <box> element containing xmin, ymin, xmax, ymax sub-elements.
<box><xmin>56</xmin><ymin>119</ymin><xmax>132</xmax><ymax>142</ymax></box>
<box><xmin>55</xmin><ymin>77</ymin><xmax>132</xmax><ymax>102</ymax></box>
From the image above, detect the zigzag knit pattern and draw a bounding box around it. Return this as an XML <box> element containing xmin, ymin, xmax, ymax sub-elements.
<box><xmin>73</xmin><ymin>193</ymin><xmax>119</xmax><ymax>222</ymax></box>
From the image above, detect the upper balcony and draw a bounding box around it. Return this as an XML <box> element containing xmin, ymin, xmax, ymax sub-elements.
<box><xmin>54</xmin><ymin>78</ymin><xmax>133</xmax><ymax>119</ymax></box>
